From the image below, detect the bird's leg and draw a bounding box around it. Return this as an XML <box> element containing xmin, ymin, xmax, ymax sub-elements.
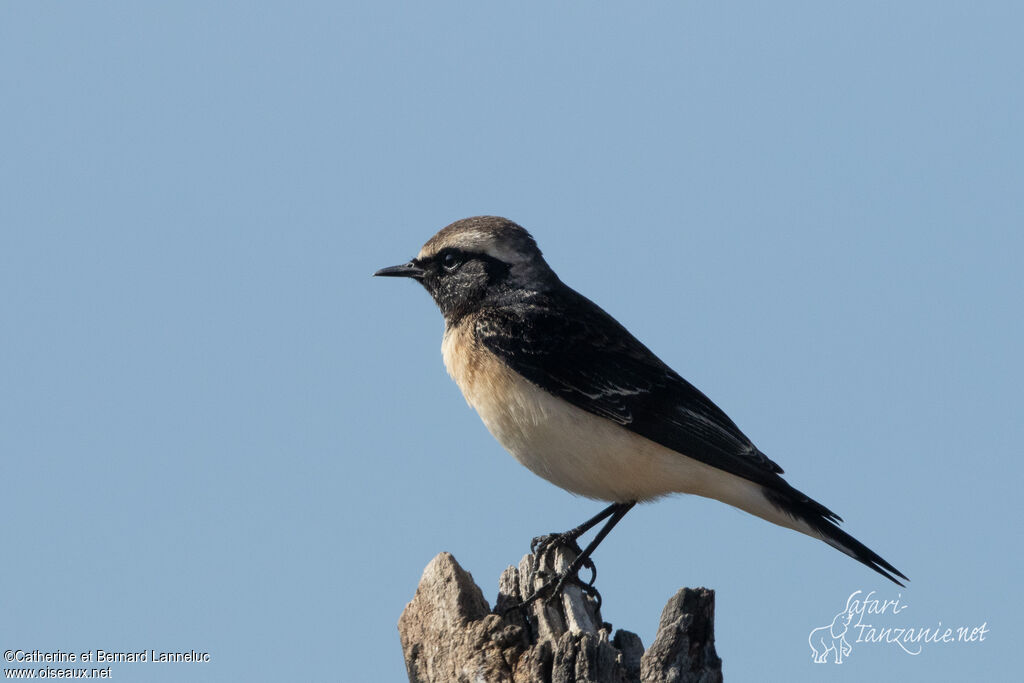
<box><xmin>548</xmin><ymin>502</ymin><xmax>634</xmax><ymax>594</ymax></box>
<box><xmin>530</xmin><ymin>501</ymin><xmax>623</xmax><ymax>566</ymax></box>
<box><xmin>520</xmin><ymin>501</ymin><xmax>636</xmax><ymax>608</ymax></box>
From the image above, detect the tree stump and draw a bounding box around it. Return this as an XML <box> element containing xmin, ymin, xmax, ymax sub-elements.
<box><xmin>398</xmin><ymin>547</ymin><xmax>723</xmax><ymax>683</ymax></box>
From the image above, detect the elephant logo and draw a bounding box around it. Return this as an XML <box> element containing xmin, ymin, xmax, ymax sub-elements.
<box><xmin>808</xmin><ymin>592</ymin><xmax>859</xmax><ymax>664</ymax></box>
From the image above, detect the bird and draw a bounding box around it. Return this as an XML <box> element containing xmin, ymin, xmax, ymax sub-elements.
<box><xmin>375</xmin><ymin>215</ymin><xmax>907</xmax><ymax>592</ymax></box>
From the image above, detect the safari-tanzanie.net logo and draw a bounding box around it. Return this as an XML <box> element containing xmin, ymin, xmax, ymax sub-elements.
<box><xmin>808</xmin><ymin>590</ymin><xmax>988</xmax><ymax>664</ymax></box>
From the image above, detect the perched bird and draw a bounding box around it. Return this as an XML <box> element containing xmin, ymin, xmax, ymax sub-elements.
<box><xmin>375</xmin><ymin>216</ymin><xmax>906</xmax><ymax>589</ymax></box>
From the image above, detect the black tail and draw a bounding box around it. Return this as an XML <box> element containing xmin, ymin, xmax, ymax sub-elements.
<box><xmin>764</xmin><ymin>486</ymin><xmax>908</xmax><ymax>587</ymax></box>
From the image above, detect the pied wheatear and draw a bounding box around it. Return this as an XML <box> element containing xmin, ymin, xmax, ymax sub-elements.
<box><xmin>375</xmin><ymin>216</ymin><xmax>906</xmax><ymax>594</ymax></box>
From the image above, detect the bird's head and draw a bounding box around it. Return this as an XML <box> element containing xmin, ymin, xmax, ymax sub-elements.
<box><xmin>375</xmin><ymin>216</ymin><xmax>558</xmax><ymax>322</ymax></box>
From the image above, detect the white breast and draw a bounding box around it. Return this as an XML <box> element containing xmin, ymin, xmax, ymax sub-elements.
<box><xmin>441</xmin><ymin>323</ymin><xmax>725</xmax><ymax>503</ymax></box>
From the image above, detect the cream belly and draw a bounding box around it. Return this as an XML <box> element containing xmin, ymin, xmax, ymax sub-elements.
<box><xmin>440</xmin><ymin>323</ymin><xmax>811</xmax><ymax>536</ymax></box>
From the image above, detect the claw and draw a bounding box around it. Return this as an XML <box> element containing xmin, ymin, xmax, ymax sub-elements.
<box><xmin>531</xmin><ymin>533</ymin><xmax>583</xmax><ymax>564</ymax></box>
<box><xmin>516</xmin><ymin>558</ymin><xmax>601</xmax><ymax>611</ymax></box>
<box><xmin>583</xmin><ymin>557</ymin><xmax>597</xmax><ymax>587</ymax></box>
<box><xmin>519</xmin><ymin>531</ymin><xmax>602</xmax><ymax>609</ymax></box>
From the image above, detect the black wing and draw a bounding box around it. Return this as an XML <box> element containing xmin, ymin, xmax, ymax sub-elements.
<box><xmin>476</xmin><ymin>287</ymin><xmax>797</xmax><ymax>495</ymax></box>
<box><xmin>478</xmin><ymin>287</ymin><xmax>911</xmax><ymax>585</ymax></box>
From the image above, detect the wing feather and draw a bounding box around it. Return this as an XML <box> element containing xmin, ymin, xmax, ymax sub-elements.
<box><xmin>477</xmin><ymin>289</ymin><xmax>793</xmax><ymax>492</ymax></box>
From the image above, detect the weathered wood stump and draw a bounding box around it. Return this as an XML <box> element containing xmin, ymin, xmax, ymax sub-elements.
<box><xmin>398</xmin><ymin>547</ymin><xmax>722</xmax><ymax>683</ymax></box>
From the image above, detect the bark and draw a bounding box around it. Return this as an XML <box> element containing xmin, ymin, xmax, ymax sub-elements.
<box><xmin>398</xmin><ymin>546</ymin><xmax>722</xmax><ymax>683</ymax></box>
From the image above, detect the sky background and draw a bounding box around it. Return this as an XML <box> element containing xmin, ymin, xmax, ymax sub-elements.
<box><xmin>2</xmin><ymin>2</ymin><xmax>1021</xmax><ymax>681</ymax></box>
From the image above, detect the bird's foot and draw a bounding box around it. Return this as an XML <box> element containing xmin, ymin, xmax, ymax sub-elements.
<box><xmin>530</xmin><ymin>532</ymin><xmax>578</xmax><ymax>564</ymax></box>
<box><xmin>530</xmin><ymin>533</ymin><xmax>598</xmax><ymax>589</ymax></box>
<box><xmin>495</xmin><ymin>534</ymin><xmax>601</xmax><ymax>616</ymax></box>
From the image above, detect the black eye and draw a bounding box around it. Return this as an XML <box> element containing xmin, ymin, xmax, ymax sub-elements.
<box><xmin>442</xmin><ymin>251</ymin><xmax>462</xmax><ymax>271</ymax></box>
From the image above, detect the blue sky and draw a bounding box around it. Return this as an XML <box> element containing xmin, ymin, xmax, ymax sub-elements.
<box><xmin>2</xmin><ymin>2</ymin><xmax>1021</xmax><ymax>681</ymax></box>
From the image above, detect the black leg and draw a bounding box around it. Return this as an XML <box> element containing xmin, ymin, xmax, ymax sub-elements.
<box><xmin>517</xmin><ymin>501</ymin><xmax>637</xmax><ymax>609</ymax></box>
<box><xmin>530</xmin><ymin>501</ymin><xmax>624</xmax><ymax>556</ymax></box>
<box><xmin>553</xmin><ymin>501</ymin><xmax>634</xmax><ymax>592</ymax></box>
